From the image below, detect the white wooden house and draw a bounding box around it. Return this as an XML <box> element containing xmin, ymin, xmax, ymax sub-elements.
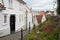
<box><xmin>32</xmin><ymin>12</ymin><xmax>39</xmax><ymax>26</ymax></box>
<box><xmin>54</xmin><ymin>0</ymin><xmax>57</xmax><ymax>16</ymax></box>
<box><xmin>0</xmin><ymin>0</ymin><xmax>33</xmax><ymax>37</ymax></box>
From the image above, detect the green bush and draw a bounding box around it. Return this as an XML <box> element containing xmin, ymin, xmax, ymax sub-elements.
<box><xmin>26</xmin><ymin>18</ymin><xmax>59</xmax><ymax>40</ymax></box>
<box><xmin>38</xmin><ymin>32</ymin><xmax>45</xmax><ymax>38</ymax></box>
<box><xmin>26</xmin><ymin>32</ymin><xmax>37</xmax><ymax>40</ymax></box>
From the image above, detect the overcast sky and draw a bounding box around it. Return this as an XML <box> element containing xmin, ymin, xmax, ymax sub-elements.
<box><xmin>23</xmin><ymin>0</ymin><xmax>57</xmax><ymax>11</ymax></box>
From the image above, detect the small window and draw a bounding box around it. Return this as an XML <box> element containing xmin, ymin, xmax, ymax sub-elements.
<box><xmin>19</xmin><ymin>15</ymin><xmax>24</xmax><ymax>22</ymax></box>
<box><xmin>4</xmin><ymin>14</ymin><xmax>7</xmax><ymax>23</ymax></box>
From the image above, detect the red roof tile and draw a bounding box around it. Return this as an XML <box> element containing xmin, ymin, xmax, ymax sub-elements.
<box><xmin>36</xmin><ymin>11</ymin><xmax>45</xmax><ymax>24</ymax></box>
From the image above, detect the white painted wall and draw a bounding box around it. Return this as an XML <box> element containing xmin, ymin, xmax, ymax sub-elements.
<box><xmin>27</xmin><ymin>12</ymin><xmax>33</xmax><ymax>30</ymax></box>
<box><xmin>15</xmin><ymin>13</ymin><xmax>26</xmax><ymax>32</ymax></box>
<box><xmin>0</xmin><ymin>0</ymin><xmax>33</xmax><ymax>37</ymax></box>
<box><xmin>41</xmin><ymin>15</ymin><xmax>46</xmax><ymax>23</ymax></box>
<box><xmin>54</xmin><ymin>0</ymin><xmax>57</xmax><ymax>16</ymax></box>
<box><xmin>32</xmin><ymin>12</ymin><xmax>39</xmax><ymax>26</ymax></box>
<box><xmin>0</xmin><ymin>12</ymin><xmax>10</xmax><ymax>37</ymax></box>
<box><xmin>34</xmin><ymin>16</ymin><xmax>39</xmax><ymax>26</ymax></box>
<box><xmin>0</xmin><ymin>0</ymin><xmax>26</xmax><ymax>37</ymax></box>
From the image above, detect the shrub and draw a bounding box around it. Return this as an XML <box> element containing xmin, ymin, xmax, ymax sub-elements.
<box><xmin>26</xmin><ymin>32</ymin><xmax>37</xmax><ymax>40</ymax></box>
<box><xmin>26</xmin><ymin>17</ymin><xmax>59</xmax><ymax>40</ymax></box>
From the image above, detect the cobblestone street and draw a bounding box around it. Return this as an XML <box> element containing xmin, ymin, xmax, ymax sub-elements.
<box><xmin>0</xmin><ymin>30</ymin><xmax>28</xmax><ymax>40</ymax></box>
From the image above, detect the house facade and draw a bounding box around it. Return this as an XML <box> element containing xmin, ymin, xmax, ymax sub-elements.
<box><xmin>32</xmin><ymin>11</ymin><xmax>46</xmax><ymax>26</ymax></box>
<box><xmin>32</xmin><ymin>12</ymin><xmax>39</xmax><ymax>26</ymax></box>
<box><xmin>0</xmin><ymin>0</ymin><xmax>33</xmax><ymax>37</ymax></box>
<box><xmin>36</xmin><ymin>11</ymin><xmax>46</xmax><ymax>24</ymax></box>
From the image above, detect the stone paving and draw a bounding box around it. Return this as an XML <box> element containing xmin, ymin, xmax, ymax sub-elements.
<box><xmin>0</xmin><ymin>30</ymin><xmax>28</xmax><ymax>40</ymax></box>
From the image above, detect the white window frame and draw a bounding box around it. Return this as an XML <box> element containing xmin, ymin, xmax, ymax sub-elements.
<box><xmin>4</xmin><ymin>14</ymin><xmax>7</xmax><ymax>23</ymax></box>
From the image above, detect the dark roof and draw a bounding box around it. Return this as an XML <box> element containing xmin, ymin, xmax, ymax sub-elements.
<box><xmin>45</xmin><ymin>11</ymin><xmax>49</xmax><ymax>13</ymax></box>
<box><xmin>17</xmin><ymin>0</ymin><xmax>26</xmax><ymax>4</ymax></box>
<box><xmin>50</xmin><ymin>11</ymin><xmax>54</xmax><ymax>13</ymax></box>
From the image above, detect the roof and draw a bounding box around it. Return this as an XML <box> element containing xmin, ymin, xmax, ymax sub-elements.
<box><xmin>17</xmin><ymin>0</ymin><xmax>26</xmax><ymax>4</ymax></box>
<box><xmin>0</xmin><ymin>3</ymin><xmax>3</xmax><ymax>8</ymax></box>
<box><xmin>36</xmin><ymin>11</ymin><xmax>45</xmax><ymax>24</ymax></box>
<box><xmin>45</xmin><ymin>11</ymin><xmax>49</xmax><ymax>13</ymax></box>
<box><xmin>36</xmin><ymin>15</ymin><xmax>43</xmax><ymax>23</ymax></box>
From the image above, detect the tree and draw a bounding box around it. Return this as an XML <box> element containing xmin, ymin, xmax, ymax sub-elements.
<box><xmin>57</xmin><ymin>0</ymin><xmax>60</xmax><ymax>15</ymax></box>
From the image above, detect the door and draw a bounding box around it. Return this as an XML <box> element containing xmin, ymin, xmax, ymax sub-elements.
<box><xmin>10</xmin><ymin>15</ymin><xmax>15</xmax><ymax>33</ymax></box>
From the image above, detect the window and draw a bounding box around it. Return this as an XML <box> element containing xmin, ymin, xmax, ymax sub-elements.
<box><xmin>19</xmin><ymin>15</ymin><xmax>24</xmax><ymax>22</ymax></box>
<box><xmin>19</xmin><ymin>7</ymin><xmax>24</xmax><ymax>11</ymax></box>
<box><xmin>19</xmin><ymin>6</ymin><xmax>26</xmax><ymax>12</ymax></box>
<box><xmin>4</xmin><ymin>14</ymin><xmax>7</xmax><ymax>23</ymax></box>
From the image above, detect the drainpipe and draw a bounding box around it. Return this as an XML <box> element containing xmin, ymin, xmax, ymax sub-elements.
<box><xmin>9</xmin><ymin>0</ymin><xmax>12</xmax><ymax>8</ymax></box>
<box><xmin>26</xmin><ymin>10</ymin><xmax>28</xmax><ymax>30</ymax></box>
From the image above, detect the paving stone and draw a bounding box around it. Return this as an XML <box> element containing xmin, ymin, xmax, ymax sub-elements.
<box><xmin>0</xmin><ymin>30</ymin><xmax>28</xmax><ymax>40</ymax></box>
